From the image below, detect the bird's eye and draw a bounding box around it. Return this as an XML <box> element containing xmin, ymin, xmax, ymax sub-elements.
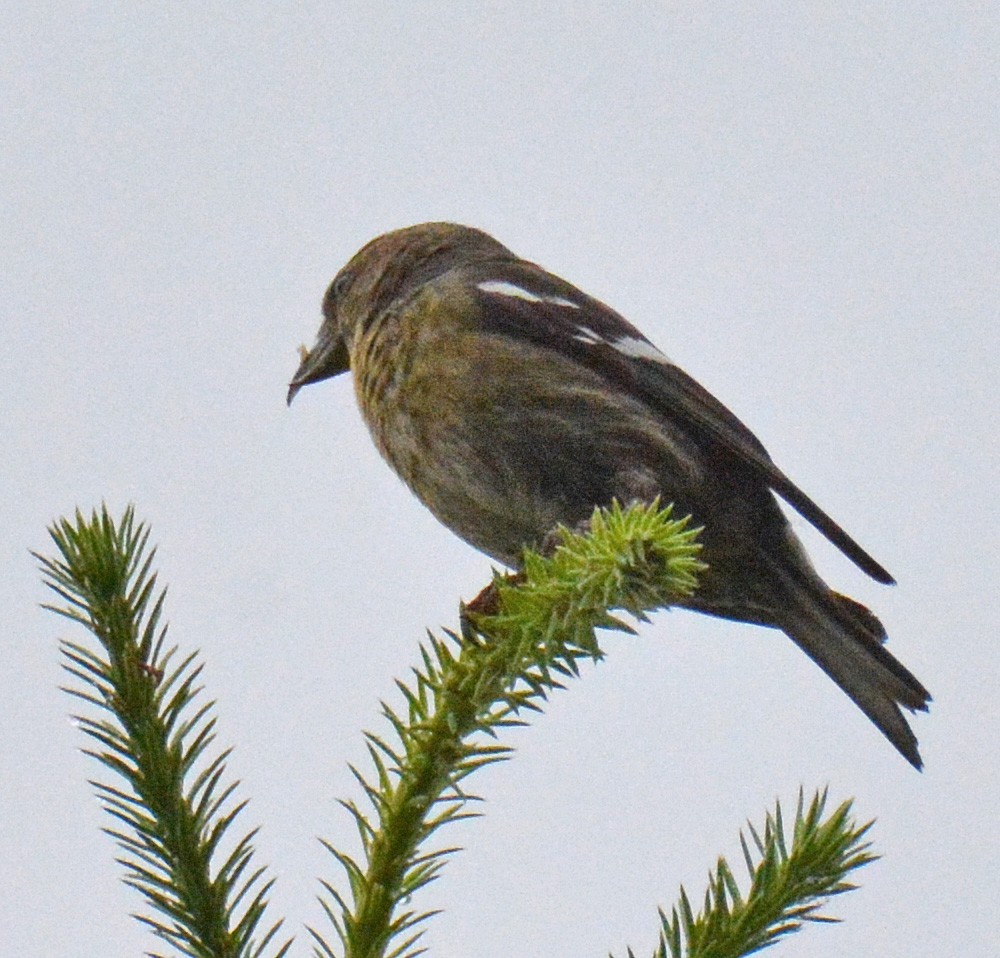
<box><xmin>327</xmin><ymin>271</ymin><xmax>353</xmax><ymax>303</ymax></box>
<box><xmin>323</xmin><ymin>271</ymin><xmax>353</xmax><ymax>318</ymax></box>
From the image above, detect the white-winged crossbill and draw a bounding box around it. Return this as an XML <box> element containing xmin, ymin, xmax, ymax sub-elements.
<box><xmin>288</xmin><ymin>222</ymin><xmax>930</xmax><ymax>767</ymax></box>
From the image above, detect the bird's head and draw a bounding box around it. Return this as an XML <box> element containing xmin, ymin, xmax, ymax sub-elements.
<box><xmin>287</xmin><ymin>222</ymin><xmax>510</xmax><ymax>404</ymax></box>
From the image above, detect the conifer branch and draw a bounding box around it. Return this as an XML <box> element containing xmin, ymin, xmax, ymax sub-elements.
<box><xmin>635</xmin><ymin>789</ymin><xmax>876</xmax><ymax>958</ymax></box>
<box><xmin>39</xmin><ymin>502</ymin><xmax>876</xmax><ymax>958</ymax></box>
<box><xmin>37</xmin><ymin>505</ymin><xmax>290</xmax><ymax>958</ymax></box>
<box><xmin>314</xmin><ymin>501</ymin><xmax>706</xmax><ymax>958</ymax></box>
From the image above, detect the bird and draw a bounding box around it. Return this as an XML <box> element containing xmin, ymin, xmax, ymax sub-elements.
<box><xmin>288</xmin><ymin>222</ymin><xmax>930</xmax><ymax>768</ymax></box>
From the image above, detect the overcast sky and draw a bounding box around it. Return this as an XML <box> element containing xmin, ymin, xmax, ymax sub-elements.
<box><xmin>3</xmin><ymin>4</ymin><xmax>998</xmax><ymax>957</ymax></box>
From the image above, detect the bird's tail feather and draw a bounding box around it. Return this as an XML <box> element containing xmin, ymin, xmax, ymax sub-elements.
<box><xmin>771</xmin><ymin>565</ymin><xmax>931</xmax><ymax>769</ymax></box>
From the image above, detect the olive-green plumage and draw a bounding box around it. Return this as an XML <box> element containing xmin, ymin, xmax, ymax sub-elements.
<box><xmin>289</xmin><ymin>222</ymin><xmax>930</xmax><ymax>768</ymax></box>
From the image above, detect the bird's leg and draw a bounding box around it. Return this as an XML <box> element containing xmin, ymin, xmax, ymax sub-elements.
<box><xmin>464</xmin><ymin>580</ymin><xmax>503</xmax><ymax>616</ymax></box>
<box><xmin>460</xmin><ymin>570</ymin><xmax>526</xmax><ymax>638</ymax></box>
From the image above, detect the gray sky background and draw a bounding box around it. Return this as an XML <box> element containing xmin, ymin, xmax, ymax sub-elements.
<box><xmin>3</xmin><ymin>4</ymin><xmax>997</xmax><ymax>956</ymax></box>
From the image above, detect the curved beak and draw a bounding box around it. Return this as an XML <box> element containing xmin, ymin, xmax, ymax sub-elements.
<box><xmin>287</xmin><ymin>326</ymin><xmax>350</xmax><ymax>405</ymax></box>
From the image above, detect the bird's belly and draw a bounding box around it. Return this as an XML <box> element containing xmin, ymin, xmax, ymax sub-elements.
<box><xmin>367</xmin><ymin>390</ymin><xmax>713</xmax><ymax>567</ymax></box>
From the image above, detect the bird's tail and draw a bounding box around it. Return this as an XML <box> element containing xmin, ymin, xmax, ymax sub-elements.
<box><xmin>770</xmin><ymin>564</ymin><xmax>931</xmax><ymax>769</ymax></box>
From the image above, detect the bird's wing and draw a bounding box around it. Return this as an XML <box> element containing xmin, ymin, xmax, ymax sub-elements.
<box><xmin>467</xmin><ymin>259</ymin><xmax>895</xmax><ymax>585</ymax></box>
